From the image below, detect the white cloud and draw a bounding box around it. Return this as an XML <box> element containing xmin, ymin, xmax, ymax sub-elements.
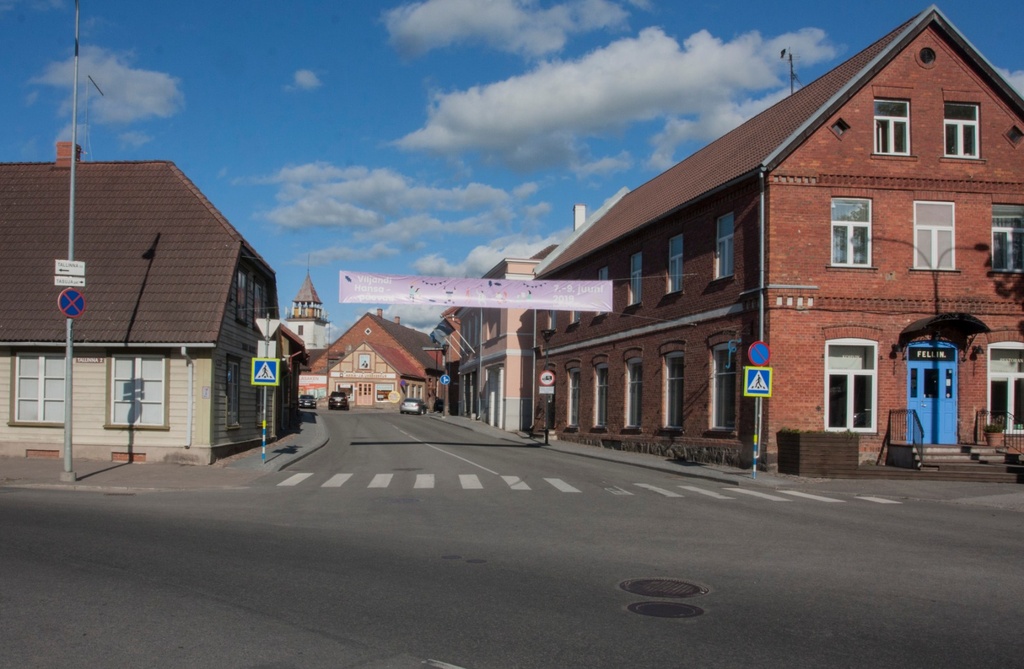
<box><xmin>286</xmin><ymin>69</ymin><xmax>323</xmax><ymax>91</ymax></box>
<box><xmin>397</xmin><ymin>26</ymin><xmax>836</xmax><ymax>170</ymax></box>
<box><xmin>997</xmin><ymin>66</ymin><xmax>1024</xmax><ymax>97</ymax></box>
<box><xmin>412</xmin><ymin>232</ymin><xmax>565</xmax><ymax>277</ymax></box>
<box><xmin>384</xmin><ymin>0</ymin><xmax>629</xmax><ymax>58</ymax></box>
<box><xmin>31</xmin><ymin>46</ymin><xmax>184</xmax><ymax>125</ymax></box>
<box><xmin>118</xmin><ymin>130</ymin><xmax>152</xmax><ymax>149</ymax></box>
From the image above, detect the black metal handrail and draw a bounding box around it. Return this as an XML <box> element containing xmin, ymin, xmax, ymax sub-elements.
<box><xmin>975</xmin><ymin>410</ymin><xmax>1024</xmax><ymax>453</ymax></box>
<box><xmin>880</xmin><ymin>408</ymin><xmax>924</xmax><ymax>468</ymax></box>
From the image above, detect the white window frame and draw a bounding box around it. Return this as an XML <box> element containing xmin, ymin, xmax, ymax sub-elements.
<box><xmin>944</xmin><ymin>102</ymin><xmax>979</xmax><ymax>159</ymax></box>
<box><xmin>831</xmin><ymin>198</ymin><xmax>872</xmax><ymax>267</ymax></box>
<box><xmin>568</xmin><ymin>368</ymin><xmax>581</xmax><ymax>427</ymax></box>
<box><xmin>914</xmin><ymin>201</ymin><xmax>955</xmax><ymax>270</ymax></box>
<box><xmin>664</xmin><ymin>353</ymin><xmax>684</xmax><ymax>428</ymax></box>
<box><xmin>992</xmin><ymin>204</ymin><xmax>1024</xmax><ymax>272</ymax></box>
<box><xmin>629</xmin><ymin>252</ymin><xmax>642</xmax><ymax>305</ymax></box>
<box><xmin>111</xmin><ymin>355</ymin><xmax>166</xmax><ymax>427</ymax></box>
<box><xmin>716</xmin><ymin>213</ymin><xmax>734</xmax><ymax>278</ymax></box>
<box><xmin>594</xmin><ymin>364</ymin><xmax>608</xmax><ymax>427</ymax></box>
<box><xmin>824</xmin><ymin>339</ymin><xmax>877</xmax><ymax>432</ymax></box>
<box><xmin>712</xmin><ymin>344</ymin><xmax>736</xmax><ymax>430</ymax></box>
<box><xmin>626</xmin><ymin>358</ymin><xmax>643</xmax><ymax>428</ymax></box>
<box><xmin>16</xmin><ymin>353</ymin><xmax>65</xmax><ymax>423</ymax></box>
<box><xmin>668</xmin><ymin>234</ymin><xmax>684</xmax><ymax>293</ymax></box>
<box><xmin>987</xmin><ymin>344</ymin><xmax>1024</xmax><ymax>430</ymax></box>
<box><xmin>874</xmin><ymin>99</ymin><xmax>910</xmax><ymax>155</ymax></box>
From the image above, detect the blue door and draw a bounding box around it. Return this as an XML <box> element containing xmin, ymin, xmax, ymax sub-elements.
<box><xmin>907</xmin><ymin>343</ymin><xmax>958</xmax><ymax>444</ymax></box>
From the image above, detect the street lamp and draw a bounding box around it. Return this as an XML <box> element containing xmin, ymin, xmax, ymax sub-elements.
<box><xmin>541</xmin><ymin>328</ymin><xmax>556</xmax><ymax>445</ymax></box>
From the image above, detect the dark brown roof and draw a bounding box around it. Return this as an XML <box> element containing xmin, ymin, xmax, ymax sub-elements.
<box><xmin>372</xmin><ymin>343</ymin><xmax>426</xmax><ymax>380</ymax></box>
<box><xmin>0</xmin><ymin>159</ymin><xmax>273</xmax><ymax>345</ymax></box>
<box><xmin>366</xmin><ymin>312</ymin><xmax>440</xmax><ymax>371</ymax></box>
<box><xmin>539</xmin><ymin>9</ymin><xmax>934</xmax><ymax>276</ymax></box>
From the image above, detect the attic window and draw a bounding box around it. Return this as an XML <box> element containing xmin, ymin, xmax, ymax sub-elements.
<box><xmin>364</xmin><ymin>327</ymin><xmax>372</xmax><ymax>335</ymax></box>
<box><xmin>918</xmin><ymin>47</ymin><xmax>936</xmax><ymax>66</ymax></box>
<box><xmin>830</xmin><ymin>118</ymin><xmax>851</xmax><ymax>138</ymax></box>
<box><xmin>1007</xmin><ymin>125</ymin><xmax>1024</xmax><ymax>147</ymax></box>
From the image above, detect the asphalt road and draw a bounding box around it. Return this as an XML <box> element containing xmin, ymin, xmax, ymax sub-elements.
<box><xmin>2</xmin><ymin>411</ymin><xmax>1022</xmax><ymax>668</ymax></box>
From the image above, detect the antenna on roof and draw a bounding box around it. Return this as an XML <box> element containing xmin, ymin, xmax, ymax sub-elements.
<box><xmin>780</xmin><ymin>48</ymin><xmax>800</xmax><ymax>95</ymax></box>
<box><xmin>84</xmin><ymin>75</ymin><xmax>104</xmax><ymax>160</ymax></box>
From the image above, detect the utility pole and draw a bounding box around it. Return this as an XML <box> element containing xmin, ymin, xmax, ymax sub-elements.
<box><xmin>61</xmin><ymin>0</ymin><xmax>81</xmax><ymax>483</ymax></box>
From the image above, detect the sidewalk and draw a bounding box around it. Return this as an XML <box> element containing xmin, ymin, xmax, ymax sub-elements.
<box><xmin>3</xmin><ymin>411</ymin><xmax>1024</xmax><ymax>511</ymax></box>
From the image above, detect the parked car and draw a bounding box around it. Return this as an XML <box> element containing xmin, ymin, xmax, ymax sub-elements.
<box><xmin>328</xmin><ymin>391</ymin><xmax>349</xmax><ymax>410</ymax></box>
<box><xmin>400</xmin><ymin>397</ymin><xmax>428</xmax><ymax>415</ymax></box>
<box><xmin>298</xmin><ymin>394</ymin><xmax>316</xmax><ymax>409</ymax></box>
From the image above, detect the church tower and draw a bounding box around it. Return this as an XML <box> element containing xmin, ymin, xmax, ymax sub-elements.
<box><xmin>286</xmin><ymin>273</ymin><xmax>328</xmax><ymax>350</ymax></box>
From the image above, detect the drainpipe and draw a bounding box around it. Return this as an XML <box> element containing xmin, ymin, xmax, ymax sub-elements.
<box><xmin>181</xmin><ymin>346</ymin><xmax>194</xmax><ymax>449</ymax></box>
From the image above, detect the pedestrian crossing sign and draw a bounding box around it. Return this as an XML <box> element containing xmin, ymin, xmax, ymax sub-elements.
<box><xmin>251</xmin><ymin>358</ymin><xmax>280</xmax><ymax>386</ymax></box>
<box><xmin>743</xmin><ymin>366</ymin><xmax>772</xmax><ymax>397</ymax></box>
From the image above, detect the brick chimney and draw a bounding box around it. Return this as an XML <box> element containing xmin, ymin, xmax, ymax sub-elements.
<box><xmin>394</xmin><ymin>316</ymin><xmax>401</xmax><ymax>325</ymax></box>
<box><xmin>56</xmin><ymin>142</ymin><xmax>81</xmax><ymax>168</ymax></box>
<box><xmin>376</xmin><ymin>308</ymin><xmax>383</xmax><ymax>318</ymax></box>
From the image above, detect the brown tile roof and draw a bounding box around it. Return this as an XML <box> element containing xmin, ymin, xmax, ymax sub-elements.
<box><xmin>293</xmin><ymin>272</ymin><xmax>322</xmax><ymax>304</ymax></box>
<box><xmin>539</xmin><ymin>11</ymin><xmax>930</xmax><ymax>276</ymax></box>
<box><xmin>366</xmin><ymin>312</ymin><xmax>440</xmax><ymax>371</ymax></box>
<box><xmin>372</xmin><ymin>343</ymin><xmax>426</xmax><ymax>380</ymax></box>
<box><xmin>0</xmin><ymin>159</ymin><xmax>273</xmax><ymax>345</ymax></box>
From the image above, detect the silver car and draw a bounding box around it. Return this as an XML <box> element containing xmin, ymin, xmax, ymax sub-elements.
<box><xmin>399</xmin><ymin>398</ymin><xmax>427</xmax><ymax>415</ymax></box>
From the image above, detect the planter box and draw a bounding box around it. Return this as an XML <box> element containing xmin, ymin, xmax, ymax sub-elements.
<box><xmin>776</xmin><ymin>431</ymin><xmax>860</xmax><ymax>477</ymax></box>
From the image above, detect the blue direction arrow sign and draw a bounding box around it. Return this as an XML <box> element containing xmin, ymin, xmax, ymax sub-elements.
<box><xmin>57</xmin><ymin>288</ymin><xmax>86</xmax><ymax>319</ymax></box>
<box><xmin>440</xmin><ymin>374</ymin><xmax>451</xmax><ymax>385</ymax></box>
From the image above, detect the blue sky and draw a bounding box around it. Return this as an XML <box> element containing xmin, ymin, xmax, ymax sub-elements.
<box><xmin>3</xmin><ymin>1</ymin><xmax>1022</xmax><ymax>335</ymax></box>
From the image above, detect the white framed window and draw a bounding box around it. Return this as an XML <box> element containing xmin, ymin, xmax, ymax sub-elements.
<box><xmin>874</xmin><ymin>100</ymin><xmax>909</xmax><ymax>155</ymax></box>
<box><xmin>712</xmin><ymin>345</ymin><xmax>736</xmax><ymax>429</ymax></box>
<box><xmin>944</xmin><ymin>103</ymin><xmax>979</xmax><ymax>158</ymax></box>
<box><xmin>626</xmin><ymin>358</ymin><xmax>643</xmax><ymax>427</ymax></box>
<box><xmin>668</xmin><ymin>234</ymin><xmax>684</xmax><ymax>292</ymax></box>
<box><xmin>988</xmin><ymin>344</ymin><xmax>1024</xmax><ymax>429</ymax></box>
<box><xmin>629</xmin><ymin>252</ymin><xmax>642</xmax><ymax>305</ymax></box>
<box><xmin>111</xmin><ymin>356</ymin><xmax>166</xmax><ymax>426</ymax></box>
<box><xmin>594</xmin><ymin>364</ymin><xmax>608</xmax><ymax>427</ymax></box>
<box><xmin>227</xmin><ymin>358</ymin><xmax>240</xmax><ymax>427</ymax></box>
<box><xmin>235</xmin><ymin>270</ymin><xmax>248</xmax><ymax>322</ymax></box>
<box><xmin>664</xmin><ymin>353</ymin><xmax>684</xmax><ymax>428</ymax></box>
<box><xmin>831</xmin><ymin>198</ymin><xmax>872</xmax><ymax>266</ymax></box>
<box><xmin>568</xmin><ymin>368</ymin><xmax>580</xmax><ymax>426</ymax></box>
<box><xmin>914</xmin><ymin>201</ymin><xmax>955</xmax><ymax>269</ymax></box>
<box><xmin>992</xmin><ymin>204</ymin><xmax>1024</xmax><ymax>272</ymax></box>
<box><xmin>16</xmin><ymin>354</ymin><xmax>65</xmax><ymax>423</ymax></box>
<box><xmin>716</xmin><ymin>213</ymin><xmax>734</xmax><ymax>278</ymax></box>
<box><xmin>825</xmin><ymin>340</ymin><xmax>877</xmax><ymax>431</ymax></box>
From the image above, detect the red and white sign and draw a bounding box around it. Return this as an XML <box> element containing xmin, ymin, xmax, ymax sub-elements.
<box><xmin>539</xmin><ymin>370</ymin><xmax>556</xmax><ymax>395</ymax></box>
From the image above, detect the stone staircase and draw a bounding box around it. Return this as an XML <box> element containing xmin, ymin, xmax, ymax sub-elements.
<box><xmin>913</xmin><ymin>444</ymin><xmax>1024</xmax><ymax>482</ymax></box>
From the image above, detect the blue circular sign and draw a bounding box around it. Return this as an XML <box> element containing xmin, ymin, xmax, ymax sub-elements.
<box><xmin>58</xmin><ymin>288</ymin><xmax>86</xmax><ymax>319</ymax></box>
<box><xmin>440</xmin><ymin>374</ymin><xmax>451</xmax><ymax>385</ymax></box>
<box><xmin>748</xmin><ymin>340</ymin><xmax>771</xmax><ymax>366</ymax></box>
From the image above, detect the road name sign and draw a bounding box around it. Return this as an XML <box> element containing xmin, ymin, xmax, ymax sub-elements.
<box><xmin>55</xmin><ymin>259</ymin><xmax>86</xmax><ymax>276</ymax></box>
<box><xmin>743</xmin><ymin>366</ymin><xmax>773</xmax><ymax>398</ymax></box>
<box><xmin>251</xmin><ymin>358</ymin><xmax>280</xmax><ymax>386</ymax></box>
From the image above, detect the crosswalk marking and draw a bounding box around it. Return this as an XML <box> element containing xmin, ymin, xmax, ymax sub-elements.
<box><xmin>415</xmin><ymin>474</ymin><xmax>435</xmax><ymax>489</ymax></box>
<box><xmin>460</xmin><ymin>474</ymin><xmax>483</xmax><ymax>489</ymax></box>
<box><xmin>544</xmin><ymin>478</ymin><xmax>581</xmax><ymax>493</ymax></box>
<box><xmin>730</xmin><ymin>488</ymin><xmax>792</xmax><ymax>502</ymax></box>
<box><xmin>635</xmin><ymin>483</ymin><xmax>683</xmax><ymax>497</ymax></box>
<box><xmin>501</xmin><ymin>476</ymin><xmax>531</xmax><ymax>490</ymax></box>
<box><xmin>856</xmin><ymin>496</ymin><xmax>902</xmax><ymax>504</ymax></box>
<box><xmin>679</xmin><ymin>485</ymin><xmax>734</xmax><ymax>499</ymax></box>
<box><xmin>278</xmin><ymin>473</ymin><xmax>314</xmax><ymax>487</ymax></box>
<box><xmin>779</xmin><ymin>490</ymin><xmax>844</xmax><ymax>503</ymax></box>
<box><xmin>368</xmin><ymin>473</ymin><xmax>393</xmax><ymax>488</ymax></box>
<box><xmin>322</xmin><ymin>473</ymin><xmax>352</xmax><ymax>488</ymax></box>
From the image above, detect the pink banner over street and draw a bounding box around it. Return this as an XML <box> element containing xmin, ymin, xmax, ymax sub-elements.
<box><xmin>339</xmin><ymin>271</ymin><xmax>612</xmax><ymax>312</ymax></box>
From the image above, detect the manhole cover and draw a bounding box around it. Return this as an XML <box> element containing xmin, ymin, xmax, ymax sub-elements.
<box><xmin>627</xmin><ymin>601</ymin><xmax>704</xmax><ymax>618</ymax></box>
<box><xmin>619</xmin><ymin>578</ymin><xmax>708</xmax><ymax>598</ymax></box>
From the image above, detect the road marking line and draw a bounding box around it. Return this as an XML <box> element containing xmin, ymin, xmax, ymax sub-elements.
<box><xmin>368</xmin><ymin>473</ymin><xmax>393</xmax><ymax>488</ymax></box>
<box><xmin>322</xmin><ymin>473</ymin><xmax>352</xmax><ymax>488</ymax></box>
<box><xmin>415</xmin><ymin>474</ymin><xmax>435</xmax><ymax>489</ymax></box>
<box><xmin>635</xmin><ymin>483</ymin><xmax>683</xmax><ymax>497</ymax></box>
<box><xmin>730</xmin><ymin>488</ymin><xmax>792</xmax><ymax>502</ymax></box>
<box><xmin>606</xmin><ymin>486</ymin><xmax>634</xmax><ymax>495</ymax></box>
<box><xmin>679</xmin><ymin>485</ymin><xmax>733</xmax><ymax>499</ymax></box>
<box><xmin>501</xmin><ymin>475</ymin><xmax>531</xmax><ymax>490</ymax></box>
<box><xmin>545</xmin><ymin>478</ymin><xmax>581</xmax><ymax>493</ymax></box>
<box><xmin>779</xmin><ymin>490</ymin><xmax>845</xmax><ymax>503</ymax></box>
<box><xmin>856</xmin><ymin>496</ymin><xmax>902</xmax><ymax>504</ymax></box>
<box><xmin>394</xmin><ymin>426</ymin><xmax>500</xmax><ymax>475</ymax></box>
<box><xmin>460</xmin><ymin>474</ymin><xmax>483</xmax><ymax>489</ymax></box>
<box><xmin>278</xmin><ymin>473</ymin><xmax>313</xmax><ymax>487</ymax></box>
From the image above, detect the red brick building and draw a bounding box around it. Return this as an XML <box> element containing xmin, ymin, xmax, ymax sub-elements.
<box><xmin>534</xmin><ymin>7</ymin><xmax>1024</xmax><ymax>469</ymax></box>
